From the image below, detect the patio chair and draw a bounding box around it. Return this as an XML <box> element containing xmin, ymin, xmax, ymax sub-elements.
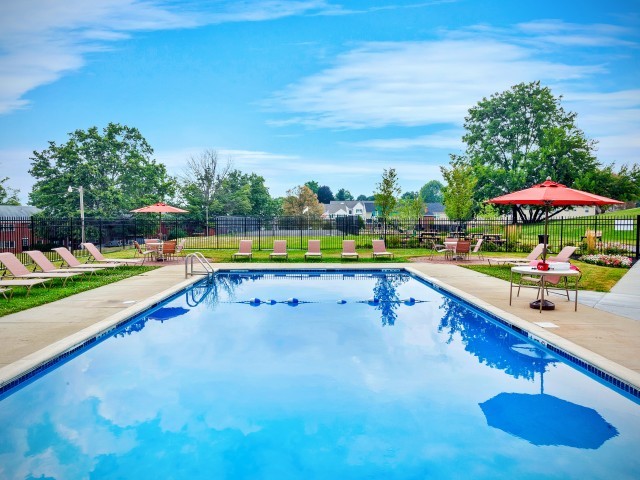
<box><xmin>372</xmin><ymin>239</ymin><xmax>393</xmax><ymax>259</ymax></box>
<box><xmin>472</xmin><ymin>238</ymin><xmax>484</xmax><ymax>260</ymax></box>
<box><xmin>341</xmin><ymin>240</ymin><xmax>359</xmax><ymax>260</ymax></box>
<box><xmin>518</xmin><ymin>261</ymin><xmax>581</xmax><ymax>302</ymax></box>
<box><xmin>53</xmin><ymin>247</ymin><xmax>123</xmax><ymax>270</ymax></box>
<box><xmin>25</xmin><ymin>250</ymin><xmax>100</xmax><ymax>277</ymax></box>
<box><xmin>82</xmin><ymin>242</ymin><xmax>143</xmax><ymax>265</ymax></box>
<box><xmin>233</xmin><ymin>240</ymin><xmax>253</xmax><ymax>261</ymax></box>
<box><xmin>133</xmin><ymin>241</ymin><xmax>156</xmax><ymax>264</ymax></box>
<box><xmin>0</xmin><ymin>252</ymin><xmax>82</xmax><ymax>287</ymax></box>
<box><xmin>0</xmin><ymin>278</ymin><xmax>51</xmax><ymax>297</ymax></box>
<box><xmin>161</xmin><ymin>241</ymin><xmax>177</xmax><ymax>261</ymax></box>
<box><xmin>270</xmin><ymin>240</ymin><xmax>288</xmax><ymax>260</ymax></box>
<box><xmin>304</xmin><ymin>240</ymin><xmax>322</xmax><ymax>260</ymax></box>
<box><xmin>486</xmin><ymin>243</ymin><xmax>545</xmax><ymax>266</ymax></box>
<box><xmin>454</xmin><ymin>240</ymin><xmax>471</xmax><ymax>260</ymax></box>
<box><xmin>435</xmin><ymin>237</ymin><xmax>457</xmax><ymax>260</ymax></box>
<box><xmin>175</xmin><ymin>239</ymin><xmax>187</xmax><ymax>256</ymax></box>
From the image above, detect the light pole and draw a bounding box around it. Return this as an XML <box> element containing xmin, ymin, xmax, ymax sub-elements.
<box><xmin>68</xmin><ymin>186</ymin><xmax>85</xmax><ymax>245</ymax></box>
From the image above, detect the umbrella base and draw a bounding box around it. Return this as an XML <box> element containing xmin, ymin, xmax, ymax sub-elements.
<box><xmin>530</xmin><ymin>299</ymin><xmax>555</xmax><ymax>310</ymax></box>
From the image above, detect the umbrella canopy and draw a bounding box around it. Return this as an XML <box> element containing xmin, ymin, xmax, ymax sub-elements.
<box><xmin>131</xmin><ymin>202</ymin><xmax>188</xmax><ymax>238</ymax></box>
<box><xmin>130</xmin><ymin>202</ymin><xmax>189</xmax><ymax>214</ymax></box>
<box><xmin>147</xmin><ymin>306</ymin><xmax>189</xmax><ymax>323</ymax></box>
<box><xmin>479</xmin><ymin>392</ymin><xmax>618</xmax><ymax>449</ymax></box>
<box><xmin>488</xmin><ymin>178</ymin><xmax>622</xmax><ymax>263</ymax></box>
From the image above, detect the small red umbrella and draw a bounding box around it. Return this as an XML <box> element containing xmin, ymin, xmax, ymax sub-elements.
<box><xmin>131</xmin><ymin>202</ymin><xmax>188</xmax><ymax>238</ymax></box>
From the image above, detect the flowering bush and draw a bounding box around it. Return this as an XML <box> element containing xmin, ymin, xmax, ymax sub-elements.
<box><xmin>578</xmin><ymin>254</ymin><xmax>632</xmax><ymax>268</ymax></box>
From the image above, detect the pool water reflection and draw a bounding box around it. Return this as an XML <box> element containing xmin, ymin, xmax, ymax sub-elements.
<box><xmin>0</xmin><ymin>271</ymin><xmax>638</xmax><ymax>479</ymax></box>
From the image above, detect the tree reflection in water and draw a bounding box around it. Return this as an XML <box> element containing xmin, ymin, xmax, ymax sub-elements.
<box><xmin>372</xmin><ymin>273</ymin><xmax>410</xmax><ymax>326</ymax></box>
<box><xmin>438</xmin><ymin>297</ymin><xmax>556</xmax><ymax>381</ymax></box>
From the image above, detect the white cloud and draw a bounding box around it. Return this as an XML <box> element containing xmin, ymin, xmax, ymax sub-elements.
<box><xmin>351</xmin><ymin>130</ymin><xmax>463</xmax><ymax>150</ymax></box>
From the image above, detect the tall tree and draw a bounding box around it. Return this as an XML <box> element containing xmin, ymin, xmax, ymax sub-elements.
<box><xmin>573</xmin><ymin>163</ymin><xmax>640</xmax><ymax>208</ymax></box>
<box><xmin>460</xmin><ymin>81</ymin><xmax>599</xmax><ymax>222</ymax></box>
<box><xmin>398</xmin><ymin>196</ymin><xmax>425</xmax><ymax>218</ymax></box>
<box><xmin>374</xmin><ymin>168</ymin><xmax>401</xmax><ymax>218</ymax></box>
<box><xmin>440</xmin><ymin>159</ymin><xmax>477</xmax><ymax>220</ymax></box>
<box><xmin>419</xmin><ymin>180</ymin><xmax>444</xmax><ymax>203</ymax></box>
<box><xmin>29</xmin><ymin>123</ymin><xmax>175</xmax><ymax>216</ymax></box>
<box><xmin>304</xmin><ymin>180</ymin><xmax>320</xmax><ymax>194</ymax></box>
<box><xmin>317</xmin><ymin>185</ymin><xmax>334</xmax><ymax>204</ymax></box>
<box><xmin>0</xmin><ymin>177</ymin><xmax>20</xmax><ymax>205</ymax></box>
<box><xmin>335</xmin><ymin>188</ymin><xmax>353</xmax><ymax>201</ymax></box>
<box><xmin>282</xmin><ymin>185</ymin><xmax>324</xmax><ymax>216</ymax></box>
<box><xmin>180</xmin><ymin>149</ymin><xmax>231</xmax><ymax>225</ymax></box>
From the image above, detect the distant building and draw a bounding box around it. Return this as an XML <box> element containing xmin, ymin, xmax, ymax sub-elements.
<box><xmin>425</xmin><ymin>202</ymin><xmax>447</xmax><ymax>219</ymax></box>
<box><xmin>322</xmin><ymin>201</ymin><xmax>377</xmax><ymax>220</ymax></box>
<box><xmin>0</xmin><ymin>206</ymin><xmax>42</xmax><ymax>253</ymax></box>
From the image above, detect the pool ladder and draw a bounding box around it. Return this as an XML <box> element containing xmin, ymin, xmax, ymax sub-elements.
<box><xmin>184</xmin><ymin>252</ymin><xmax>215</xmax><ymax>279</ymax></box>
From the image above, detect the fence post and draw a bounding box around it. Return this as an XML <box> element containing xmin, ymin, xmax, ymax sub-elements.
<box><xmin>636</xmin><ymin>215</ymin><xmax>639</xmax><ymax>261</ymax></box>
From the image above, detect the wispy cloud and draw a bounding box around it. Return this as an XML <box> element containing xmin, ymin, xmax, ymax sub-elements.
<box><xmin>350</xmin><ymin>130</ymin><xmax>463</xmax><ymax>150</ymax></box>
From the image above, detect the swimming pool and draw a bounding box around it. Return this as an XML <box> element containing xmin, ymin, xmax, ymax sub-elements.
<box><xmin>0</xmin><ymin>270</ymin><xmax>638</xmax><ymax>479</ymax></box>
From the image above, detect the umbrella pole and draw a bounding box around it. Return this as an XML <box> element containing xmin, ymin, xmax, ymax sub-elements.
<box><xmin>543</xmin><ymin>205</ymin><xmax>549</xmax><ymax>263</ymax></box>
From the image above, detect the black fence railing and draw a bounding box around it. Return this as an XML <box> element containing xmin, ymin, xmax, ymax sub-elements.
<box><xmin>1</xmin><ymin>215</ymin><xmax>638</xmax><ymax>261</ymax></box>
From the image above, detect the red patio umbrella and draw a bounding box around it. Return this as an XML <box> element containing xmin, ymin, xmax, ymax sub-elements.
<box><xmin>131</xmin><ymin>202</ymin><xmax>188</xmax><ymax>239</ymax></box>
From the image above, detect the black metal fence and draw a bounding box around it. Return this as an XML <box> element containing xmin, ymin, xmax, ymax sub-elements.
<box><xmin>1</xmin><ymin>215</ymin><xmax>638</xmax><ymax>259</ymax></box>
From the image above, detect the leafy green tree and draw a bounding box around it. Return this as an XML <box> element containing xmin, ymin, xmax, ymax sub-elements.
<box><xmin>419</xmin><ymin>180</ymin><xmax>444</xmax><ymax>203</ymax></box>
<box><xmin>460</xmin><ymin>81</ymin><xmax>599</xmax><ymax>222</ymax></box>
<box><xmin>180</xmin><ymin>149</ymin><xmax>231</xmax><ymax>224</ymax></box>
<box><xmin>304</xmin><ymin>180</ymin><xmax>319</xmax><ymax>194</ymax></box>
<box><xmin>335</xmin><ymin>188</ymin><xmax>354</xmax><ymax>201</ymax></box>
<box><xmin>398</xmin><ymin>195</ymin><xmax>425</xmax><ymax>218</ymax></box>
<box><xmin>29</xmin><ymin>123</ymin><xmax>176</xmax><ymax>216</ymax></box>
<box><xmin>573</xmin><ymin>163</ymin><xmax>640</xmax><ymax>209</ymax></box>
<box><xmin>357</xmin><ymin>194</ymin><xmax>375</xmax><ymax>201</ymax></box>
<box><xmin>441</xmin><ymin>159</ymin><xmax>477</xmax><ymax>220</ymax></box>
<box><xmin>0</xmin><ymin>177</ymin><xmax>20</xmax><ymax>205</ymax></box>
<box><xmin>374</xmin><ymin>168</ymin><xmax>401</xmax><ymax>218</ymax></box>
<box><xmin>282</xmin><ymin>185</ymin><xmax>324</xmax><ymax>216</ymax></box>
<box><xmin>317</xmin><ymin>185</ymin><xmax>334</xmax><ymax>204</ymax></box>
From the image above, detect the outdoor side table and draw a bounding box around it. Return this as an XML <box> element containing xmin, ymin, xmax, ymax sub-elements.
<box><xmin>510</xmin><ymin>265</ymin><xmax>581</xmax><ymax>312</ymax></box>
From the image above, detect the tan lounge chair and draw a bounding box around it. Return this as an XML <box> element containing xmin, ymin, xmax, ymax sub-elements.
<box><xmin>486</xmin><ymin>243</ymin><xmax>545</xmax><ymax>266</ymax></box>
<box><xmin>0</xmin><ymin>252</ymin><xmax>82</xmax><ymax>286</ymax></box>
<box><xmin>472</xmin><ymin>238</ymin><xmax>484</xmax><ymax>260</ymax></box>
<box><xmin>233</xmin><ymin>240</ymin><xmax>253</xmax><ymax>261</ymax></box>
<box><xmin>270</xmin><ymin>240</ymin><xmax>288</xmax><ymax>260</ymax></box>
<box><xmin>82</xmin><ymin>242</ymin><xmax>143</xmax><ymax>265</ymax></box>
<box><xmin>25</xmin><ymin>250</ymin><xmax>101</xmax><ymax>277</ymax></box>
<box><xmin>0</xmin><ymin>278</ymin><xmax>51</xmax><ymax>297</ymax></box>
<box><xmin>372</xmin><ymin>240</ymin><xmax>393</xmax><ymax>259</ymax></box>
<box><xmin>175</xmin><ymin>239</ymin><xmax>187</xmax><ymax>256</ymax></box>
<box><xmin>305</xmin><ymin>240</ymin><xmax>322</xmax><ymax>260</ymax></box>
<box><xmin>341</xmin><ymin>240</ymin><xmax>359</xmax><ymax>260</ymax></box>
<box><xmin>53</xmin><ymin>247</ymin><xmax>122</xmax><ymax>269</ymax></box>
<box><xmin>547</xmin><ymin>246</ymin><xmax>577</xmax><ymax>263</ymax></box>
<box><xmin>0</xmin><ymin>286</ymin><xmax>12</xmax><ymax>300</ymax></box>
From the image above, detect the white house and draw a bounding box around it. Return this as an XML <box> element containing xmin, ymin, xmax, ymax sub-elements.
<box><xmin>322</xmin><ymin>201</ymin><xmax>377</xmax><ymax>220</ymax></box>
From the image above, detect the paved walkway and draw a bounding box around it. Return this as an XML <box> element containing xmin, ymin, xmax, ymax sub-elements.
<box><xmin>1</xmin><ymin>261</ymin><xmax>639</xmax><ymax>393</ymax></box>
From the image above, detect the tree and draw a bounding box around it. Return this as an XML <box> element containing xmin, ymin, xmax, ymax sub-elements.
<box><xmin>460</xmin><ymin>81</ymin><xmax>599</xmax><ymax>222</ymax></box>
<box><xmin>335</xmin><ymin>188</ymin><xmax>353</xmax><ymax>201</ymax></box>
<box><xmin>573</xmin><ymin>163</ymin><xmax>640</xmax><ymax>209</ymax></box>
<box><xmin>180</xmin><ymin>149</ymin><xmax>231</xmax><ymax>225</ymax></box>
<box><xmin>419</xmin><ymin>180</ymin><xmax>444</xmax><ymax>203</ymax></box>
<box><xmin>29</xmin><ymin>123</ymin><xmax>176</xmax><ymax>216</ymax></box>
<box><xmin>304</xmin><ymin>180</ymin><xmax>319</xmax><ymax>194</ymax></box>
<box><xmin>356</xmin><ymin>194</ymin><xmax>369</xmax><ymax>201</ymax></box>
<box><xmin>317</xmin><ymin>185</ymin><xmax>334</xmax><ymax>204</ymax></box>
<box><xmin>401</xmin><ymin>191</ymin><xmax>418</xmax><ymax>200</ymax></box>
<box><xmin>282</xmin><ymin>185</ymin><xmax>324</xmax><ymax>216</ymax></box>
<box><xmin>440</xmin><ymin>159</ymin><xmax>477</xmax><ymax>220</ymax></box>
<box><xmin>0</xmin><ymin>177</ymin><xmax>20</xmax><ymax>205</ymax></box>
<box><xmin>398</xmin><ymin>196</ymin><xmax>425</xmax><ymax>218</ymax></box>
<box><xmin>374</xmin><ymin>168</ymin><xmax>401</xmax><ymax>218</ymax></box>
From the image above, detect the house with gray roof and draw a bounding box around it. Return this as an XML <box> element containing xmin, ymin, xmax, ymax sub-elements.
<box><xmin>322</xmin><ymin>201</ymin><xmax>377</xmax><ymax>220</ymax></box>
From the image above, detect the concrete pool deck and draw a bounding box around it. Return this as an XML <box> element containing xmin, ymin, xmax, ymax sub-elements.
<box><xmin>1</xmin><ymin>261</ymin><xmax>639</xmax><ymax>394</ymax></box>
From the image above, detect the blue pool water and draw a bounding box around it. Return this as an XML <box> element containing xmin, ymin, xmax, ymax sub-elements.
<box><xmin>1</xmin><ymin>270</ymin><xmax>639</xmax><ymax>479</ymax></box>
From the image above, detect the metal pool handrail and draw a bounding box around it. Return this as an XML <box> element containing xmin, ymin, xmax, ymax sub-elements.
<box><xmin>185</xmin><ymin>252</ymin><xmax>214</xmax><ymax>279</ymax></box>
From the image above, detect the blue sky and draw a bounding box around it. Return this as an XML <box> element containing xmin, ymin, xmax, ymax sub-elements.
<box><xmin>1</xmin><ymin>0</ymin><xmax>638</xmax><ymax>204</ymax></box>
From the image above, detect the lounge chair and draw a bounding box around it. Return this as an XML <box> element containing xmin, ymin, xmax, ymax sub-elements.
<box><xmin>53</xmin><ymin>247</ymin><xmax>123</xmax><ymax>270</ymax></box>
<box><xmin>233</xmin><ymin>240</ymin><xmax>253</xmax><ymax>261</ymax></box>
<box><xmin>82</xmin><ymin>242</ymin><xmax>143</xmax><ymax>265</ymax></box>
<box><xmin>0</xmin><ymin>286</ymin><xmax>12</xmax><ymax>300</ymax></box>
<box><xmin>175</xmin><ymin>239</ymin><xmax>187</xmax><ymax>256</ymax></box>
<box><xmin>305</xmin><ymin>240</ymin><xmax>322</xmax><ymax>260</ymax></box>
<box><xmin>472</xmin><ymin>239</ymin><xmax>484</xmax><ymax>260</ymax></box>
<box><xmin>547</xmin><ymin>246</ymin><xmax>577</xmax><ymax>263</ymax></box>
<box><xmin>133</xmin><ymin>241</ymin><xmax>156</xmax><ymax>264</ymax></box>
<box><xmin>372</xmin><ymin>240</ymin><xmax>393</xmax><ymax>259</ymax></box>
<box><xmin>486</xmin><ymin>243</ymin><xmax>545</xmax><ymax>266</ymax></box>
<box><xmin>0</xmin><ymin>252</ymin><xmax>82</xmax><ymax>286</ymax></box>
<box><xmin>0</xmin><ymin>278</ymin><xmax>51</xmax><ymax>297</ymax></box>
<box><xmin>341</xmin><ymin>240</ymin><xmax>359</xmax><ymax>260</ymax></box>
<box><xmin>25</xmin><ymin>250</ymin><xmax>100</xmax><ymax>277</ymax></box>
<box><xmin>270</xmin><ymin>240</ymin><xmax>288</xmax><ymax>260</ymax></box>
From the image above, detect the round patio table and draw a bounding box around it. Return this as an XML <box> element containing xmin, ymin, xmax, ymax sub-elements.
<box><xmin>510</xmin><ymin>265</ymin><xmax>581</xmax><ymax>312</ymax></box>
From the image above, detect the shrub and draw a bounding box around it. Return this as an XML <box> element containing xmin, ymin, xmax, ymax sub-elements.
<box><xmin>578</xmin><ymin>254</ymin><xmax>632</xmax><ymax>268</ymax></box>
